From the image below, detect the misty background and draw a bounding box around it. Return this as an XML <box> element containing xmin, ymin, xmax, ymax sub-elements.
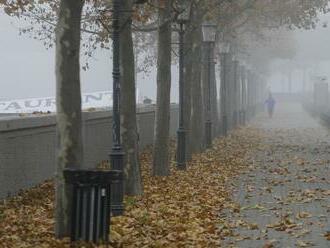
<box><xmin>1</xmin><ymin>10</ymin><xmax>330</xmax><ymax>101</ymax></box>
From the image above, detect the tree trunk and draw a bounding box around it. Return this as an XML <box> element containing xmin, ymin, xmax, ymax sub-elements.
<box><xmin>240</xmin><ymin>65</ymin><xmax>247</xmax><ymax>125</ymax></box>
<box><xmin>189</xmin><ymin>9</ymin><xmax>204</xmax><ymax>154</ymax></box>
<box><xmin>152</xmin><ymin>0</ymin><xmax>172</xmax><ymax>176</ymax></box>
<box><xmin>281</xmin><ymin>73</ymin><xmax>285</xmax><ymax>93</ymax></box>
<box><xmin>120</xmin><ymin>0</ymin><xmax>143</xmax><ymax>195</ymax></box>
<box><xmin>288</xmin><ymin>71</ymin><xmax>292</xmax><ymax>93</ymax></box>
<box><xmin>247</xmin><ymin>70</ymin><xmax>254</xmax><ymax>120</ymax></box>
<box><xmin>183</xmin><ymin>23</ymin><xmax>194</xmax><ymax>161</ymax></box>
<box><xmin>302</xmin><ymin>68</ymin><xmax>307</xmax><ymax>93</ymax></box>
<box><xmin>220</xmin><ymin>53</ymin><xmax>230</xmax><ymax>136</ymax></box>
<box><xmin>233</xmin><ymin>60</ymin><xmax>239</xmax><ymax>128</ymax></box>
<box><xmin>227</xmin><ymin>55</ymin><xmax>234</xmax><ymax>130</ymax></box>
<box><xmin>252</xmin><ymin>73</ymin><xmax>257</xmax><ymax>117</ymax></box>
<box><xmin>54</xmin><ymin>0</ymin><xmax>84</xmax><ymax>238</ymax></box>
<box><xmin>210</xmin><ymin>45</ymin><xmax>218</xmax><ymax>138</ymax></box>
<box><xmin>201</xmin><ymin>43</ymin><xmax>208</xmax><ymax>148</ymax></box>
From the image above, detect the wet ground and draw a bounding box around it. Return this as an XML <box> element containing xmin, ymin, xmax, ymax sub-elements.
<box><xmin>222</xmin><ymin>102</ymin><xmax>330</xmax><ymax>247</ymax></box>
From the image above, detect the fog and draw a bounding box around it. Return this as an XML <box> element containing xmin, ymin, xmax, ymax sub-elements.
<box><xmin>1</xmin><ymin>4</ymin><xmax>330</xmax><ymax>247</ymax></box>
<box><xmin>0</xmin><ymin>12</ymin><xmax>179</xmax><ymax>102</ymax></box>
<box><xmin>1</xmin><ymin>10</ymin><xmax>330</xmax><ymax>102</ymax></box>
<box><xmin>268</xmin><ymin>13</ymin><xmax>330</xmax><ymax>93</ymax></box>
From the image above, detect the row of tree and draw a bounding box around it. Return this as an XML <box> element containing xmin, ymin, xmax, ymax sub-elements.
<box><xmin>1</xmin><ymin>0</ymin><xmax>329</xmax><ymax>238</ymax></box>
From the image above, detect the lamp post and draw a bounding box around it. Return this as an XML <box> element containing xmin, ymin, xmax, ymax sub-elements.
<box><xmin>202</xmin><ymin>23</ymin><xmax>217</xmax><ymax>148</ymax></box>
<box><xmin>109</xmin><ymin>0</ymin><xmax>146</xmax><ymax>216</ymax></box>
<box><xmin>176</xmin><ymin>3</ymin><xmax>190</xmax><ymax>170</ymax></box>
<box><xmin>110</xmin><ymin>0</ymin><xmax>124</xmax><ymax>216</ymax></box>
<box><xmin>219</xmin><ymin>42</ymin><xmax>230</xmax><ymax>136</ymax></box>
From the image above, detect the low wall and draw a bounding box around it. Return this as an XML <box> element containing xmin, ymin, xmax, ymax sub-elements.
<box><xmin>0</xmin><ymin>104</ymin><xmax>179</xmax><ymax>199</ymax></box>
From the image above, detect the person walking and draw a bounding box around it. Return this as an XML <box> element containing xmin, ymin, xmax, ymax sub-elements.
<box><xmin>265</xmin><ymin>93</ymin><xmax>276</xmax><ymax>118</ymax></box>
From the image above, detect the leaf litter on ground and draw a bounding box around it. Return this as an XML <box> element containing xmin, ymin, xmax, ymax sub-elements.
<box><xmin>0</xmin><ymin>128</ymin><xmax>263</xmax><ymax>247</ymax></box>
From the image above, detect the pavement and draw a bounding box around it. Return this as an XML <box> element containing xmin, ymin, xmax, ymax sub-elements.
<box><xmin>221</xmin><ymin>101</ymin><xmax>330</xmax><ymax>248</ymax></box>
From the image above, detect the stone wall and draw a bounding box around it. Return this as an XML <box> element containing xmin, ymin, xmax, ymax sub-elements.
<box><xmin>0</xmin><ymin>105</ymin><xmax>179</xmax><ymax>199</ymax></box>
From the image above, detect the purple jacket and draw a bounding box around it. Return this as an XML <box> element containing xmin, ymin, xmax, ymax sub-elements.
<box><xmin>265</xmin><ymin>98</ymin><xmax>276</xmax><ymax>109</ymax></box>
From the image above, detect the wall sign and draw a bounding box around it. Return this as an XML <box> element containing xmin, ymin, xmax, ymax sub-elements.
<box><xmin>0</xmin><ymin>91</ymin><xmax>113</xmax><ymax>113</ymax></box>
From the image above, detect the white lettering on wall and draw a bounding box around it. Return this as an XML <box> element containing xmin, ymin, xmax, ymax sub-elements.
<box><xmin>0</xmin><ymin>91</ymin><xmax>114</xmax><ymax>113</ymax></box>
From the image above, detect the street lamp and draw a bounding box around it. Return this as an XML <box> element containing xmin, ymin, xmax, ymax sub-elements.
<box><xmin>176</xmin><ymin>3</ymin><xmax>190</xmax><ymax>170</ymax></box>
<box><xmin>110</xmin><ymin>0</ymin><xmax>124</xmax><ymax>216</ymax></box>
<box><xmin>219</xmin><ymin>41</ymin><xmax>230</xmax><ymax>136</ymax></box>
<box><xmin>109</xmin><ymin>0</ymin><xmax>146</xmax><ymax>216</ymax></box>
<box><xmin>202</xmin><ymin>22</ymin><xmax>217</xmax><ymax>148</ymax></box>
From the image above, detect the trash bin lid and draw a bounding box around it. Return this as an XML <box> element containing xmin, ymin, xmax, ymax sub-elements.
<box><xmin>63</xmin><ymin>168</ymin><xmax>122</xmax><ymax>185</ymax></box>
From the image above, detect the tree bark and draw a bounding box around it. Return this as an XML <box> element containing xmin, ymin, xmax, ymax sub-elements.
<box><xmin>189</xmin><ymin>8</ymin><xmax>204</xmax><ymax>154</ymax></box>
<box><xmin>120</xmin><ymin>0</ymin><xmax>143</xmax><ymax>195</ymax></box>
<box><xmin>201</xmin><ymin>43</ymin><xmax>208</xmax><ymax>148</ymax></box>
<box><xmin>240</xmin><ymin>65</ymin><xmax>247</xmax><ymax>125</ymax></box>
<box><xmin>152</xmin><ymin>0</ymin><xmax>172</xmax><ymax>176</ymax></box>
<box><xmin>227</xmin><ymin>56</ymin><xmax>235</xmax><ymax>130</ymax></box>
<box><xmin>210</xmin><ymin>46</ymin><xmax>218</xmax><ymax>138</ymax></box>
<box><xmin>247</xmin><ymin>70</ymin><xmax>253</xmax><ymax>120</ymax></box>
<box><xmin>302</xmin><ymin>68</ymin><xmax>307</xmax><ymax>93</ymax></box>
<box><xmin>288</xmin><ymin>71</ymin><xmax>292</xmax><ymax>93</ymax></box>
<box><xmin>233</xmin><ymin>60</ymin><xmax>240</xmax><ymax>128</ymax></box>
<box><xmin>219</xmin><ymin>53</ymin><xmax>230</xmax><ymax>136</ymax></box>
<box><xmin>54</xmin><ymin>0</ymin><xmax>84</xmax><ymax>238</ymax></box>
<box><xmin>183</xmin><ymin>21</ymin><xmax>195</xmax><ymax>160</ymax></box>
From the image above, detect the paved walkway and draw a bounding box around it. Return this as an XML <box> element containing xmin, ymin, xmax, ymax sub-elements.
<box><xmin>222</xmin><ymin>102</ymin><xmax>330</xmax><ymax>247</ymax></box>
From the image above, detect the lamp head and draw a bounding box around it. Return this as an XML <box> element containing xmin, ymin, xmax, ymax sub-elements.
<box><xmin>177</xmin><ymin>1</ymin><xmax>191</xmax><ymax>24</ymax></box>
<box><xmin>135</xmin><ymin>0</ymin><xmax>148</xmax><ymax>4</ymax></box>
<box><xmin>202</xmin><ymin>22</ymin><xmax>217</xmax><ymax>42</ymax></box>
<box><xmin>219</xmin><ymin>41</ymin><xmax>230</xmax><ymax>53</ymax></box>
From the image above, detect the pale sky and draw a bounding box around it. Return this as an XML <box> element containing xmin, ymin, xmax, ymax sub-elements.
<box><xmin>1</xmin><ymin>10</ymin><xmax>330</xmax><ymax>100</ymax></box>
<box><xmin>268</xmin><ymin>13</ymin><xmax>330</xmax><ymax>93</ymax></box>
<box><xmin>0</xmin><ymin>12</ymin><xmax>179</xmax><ymax>102</ymax></box>
<box><xmin>0</xmin><ymin>12</ymin><xmax>108</xmax><ymax>99</ymax></box>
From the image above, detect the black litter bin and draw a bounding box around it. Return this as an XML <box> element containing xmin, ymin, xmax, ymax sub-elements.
<box><xmin>64</xmin><ymin>168</ymin><xmax>122</xmax><ymax>243</ymax></box>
